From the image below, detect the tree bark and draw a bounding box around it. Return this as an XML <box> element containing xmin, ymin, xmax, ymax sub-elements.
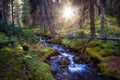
<box><xmin>90</xmin><ymin>0</ymin><xmax>96</xmax><ymax>40</ymax></box>
<box><xmin>100</xmin><ymin>0</ymin><xmax>105</xmax><ymax>38</ymax></box>
<box><xmin>2</xmin><ymin>0</ymin><xmax>6</xmax><ymax>21</ymax></box>
<box><xmin>11</xmin><ymin>0</ymin><xmax>14</xmax><ymax>28</ymax></box>
<box><xmin>45</xmin><ymin>0</ymin><xmax>56</xmax><ymax>35</ymax></box>
<box><xmin>41</xmin><ymin>0</ymin><xmax>47</xmax><ymax>30</ymax></box>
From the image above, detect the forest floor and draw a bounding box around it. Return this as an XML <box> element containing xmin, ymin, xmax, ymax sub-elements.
<box><xmin>0</xmin><ymin>28</ymin><xmax>56</xmax><ymax>80</ymax></box>
<box><xmin>0</xmin><ymin>27</ymin><xmax>120</xmax><ymax>80</ymax></box>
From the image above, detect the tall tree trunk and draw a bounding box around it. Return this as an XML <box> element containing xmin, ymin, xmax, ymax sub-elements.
<box><xmin>11</xmin><ymin>0</ymin><xmax>14</xmax><ymax>28</ymax></box>
<box><xmin>41</xmin><ymin>0</ymin><xmax>46</xmax><ymax>30</ymax></box>
<box><xmin>16</xmin><ymin>3</ymin><xmax>21</xmax><ymax>26</ymax></box>
<box><xmin>2</xmin><ymin>0</ymin><xmax>6</xmax><ymax>21</ymax></box>
<box><xmin>100</xmin><ymin>0</ymin><xmax>105</xmax><ymax>38</ymax></box>
<box><xmin>45</xmin><ymin>0</ymin><xmax>56</xmax><ymax>35</ymax></box>
<box><xmin>90</xmin><ymin>0</ymin><xmax>96</xmax><ymax>40</ymax></box>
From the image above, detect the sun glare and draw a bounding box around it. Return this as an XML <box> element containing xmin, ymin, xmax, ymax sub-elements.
<box><xmin>63</xmin><ymin>7</ymin><xmax>74</xmax><ymax>20</ymax></box>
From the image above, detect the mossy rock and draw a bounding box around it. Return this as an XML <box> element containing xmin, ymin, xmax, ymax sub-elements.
<box><xmin>0</xmin><ymin>47</ymin><xmax>31</xmax><ymax>80</ymax></box>
<box><xmin>25</xmin><ymin>55</ymin><xmax>55</xmax><ymax>80</ymax></box>
<box><xmin>38</xmin><ymin>46</ymin><xmax>57</xmax><ymax>60</ymax></box>
<box><xmin>86</xmin><ymin>40</ymin><xmax>119</xmax><ymax>61</ymax></box>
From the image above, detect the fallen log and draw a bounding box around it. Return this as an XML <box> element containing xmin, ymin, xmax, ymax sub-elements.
<box><xmin>97</xmin><ymin>37</ymin><xmax>120</xmax><ymax>40</ymax></box>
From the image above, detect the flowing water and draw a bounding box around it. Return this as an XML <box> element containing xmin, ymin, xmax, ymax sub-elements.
<box><xmin>40</xmin><ymin>38</ymin><xmax>109</xmax><ymax>80</ymax></box>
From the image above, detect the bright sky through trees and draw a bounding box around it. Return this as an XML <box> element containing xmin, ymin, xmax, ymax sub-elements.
<box><xmin>62</xmin><ymin>6</ymin><xmax>74</xmax><ymax>21</ymax></box>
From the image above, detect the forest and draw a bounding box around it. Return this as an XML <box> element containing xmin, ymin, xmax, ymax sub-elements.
<box><xmin>0</xmin><ymin>0</ymin><xmax>120</xmax><ymax>80</ymax></box>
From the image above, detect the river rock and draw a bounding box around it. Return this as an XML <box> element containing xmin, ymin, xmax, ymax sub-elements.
<box><xmin>51</xmin><ymin>55</ymin><xmax>70</xmax><ymax>76</ymax></box>
<box><xmin>73</xmin><ymin>52</ymin><xmax>91</xmax><ymax>63</ymax></box>
<box><xmin>73</xmin><ymin>56</ymin><xmax>81</xmax><ymax>63</ymax></box>
<box><xmin>52</xmin><ymin>56</ymin><xmax>69</xmax><ymax>66</ymax></box>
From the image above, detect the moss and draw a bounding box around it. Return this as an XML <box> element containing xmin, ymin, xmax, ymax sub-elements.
<box><xmin>86</xmin><ymin>47</ymin><xmax>104</xmax><ymax>61</ymax></box>
<box><xmin>100</xmin><ymin>49</ymin><xmax>114</xmax><ymax>56</ymax></box>
<box><xmin>88</xmin><ymin>40</ymin><xmax>103</xmax><ymax>47</ymax></box>
<box><xmin>62</xmin><ymin>38</ymin><xmax>82</xmax><ymax>49</ymax></box>
<box><xmin>38</xmin><ymin>46</ymin><xmax>56</xmax><ymax>60</ymax></box>
<box><xmin>86</xmin><ymin>47</ymin><xmax>114</xmax><ymax>61</ymax></box>
<box><xmin>0</xmin><ymin>47</ymin><xmax>31</xmax><ymax>80</ymax></box>
<box><xmin>35</xmin><ymin>29</ymin><xmax>52</xmax><ymax>37</ymax></box>
<box><xmin>86</xmin><ymin>40</ymin><xmax>120</xmax><ymax>61</ymax></box>
<box><xmin>16</xmin><ymin>45</ymin><xmax>24</xmax><ymax>53</ymax></box>
<box><xmin>98</xmin><ymin>62</ymin><xmax>120</xmax><ymax>80</ymax></box>
<box><xmin>25</xmin><ymin>55</ymin><xmax>55</xmax><ymax>80</ymax></box>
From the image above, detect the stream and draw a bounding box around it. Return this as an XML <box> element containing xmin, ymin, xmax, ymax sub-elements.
<box><xmin>40</xmin><ymin>38</ymin><xmax>109</xmax><ymax>80</ymax></box>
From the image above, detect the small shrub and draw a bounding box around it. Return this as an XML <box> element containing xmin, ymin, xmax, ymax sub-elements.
<box><xmin>0</xmin><ymin>34</ymin><xmax>9</xmax><ymax>42</ymax></box>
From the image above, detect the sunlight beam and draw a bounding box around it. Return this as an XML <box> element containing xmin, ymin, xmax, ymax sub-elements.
<box><xmin>62</xmin><ymin>7</ymin><xmax>74</xmax><ymax>20</ymax></box>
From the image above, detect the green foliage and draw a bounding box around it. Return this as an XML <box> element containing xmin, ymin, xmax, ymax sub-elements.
<box><xmin>21</xmin><ymin>28</ymin><xmax>37</xmax><ymax>42</ymax></box>
<box><xmin>10</xmin><ymin>36</ymin><xmax>21</xmax><ymax>45</ymax></box>
<box><xmin>110</xmin><ymin>26</ymin><xmax>120</xmax><ymax>36</ymax></box>
<box><xmin>75</xmin><ymin>30</ymin><xmax>87</xmax><ymax>38</ymax></box>
<box><xmin>0</xmin><ymin>20</ymin><xmax>22</xmax><ymax>36</ymax></box>
<box><xmin>0</xmin><ymin>33</ymin><xmax>21</xmax><ymax>47</ymax></box>
<box><xmin>25</xmin><ymin>55</ymin><xmax>55</xmax><ymax>80</ymax></box>
<box><xmin>0</xmin><ymin>21</ymin><xmax>11</xmax><ymax>33</ymax></box>
<box><xmin>107</xmin><ymin>16</ymin><xmax>118</xmax><ymax>25</ymax></box>
<box><xmin>95</xmin><ymin>16</ymin><xmax>120</xmax><ymax>37</ymax></box>
<box><xmin>0</xmin><ymin>34</ymin><xmax>9</xmax><ymax>42</ymax></box>
<box><xmin>95</xmin><ymin>17</ymin><xmax>101</xmax><ymax>26</ymax></box>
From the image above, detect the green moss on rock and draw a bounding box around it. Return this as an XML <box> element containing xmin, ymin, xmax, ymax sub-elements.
<box><xmin>0</xmin><ymin>47</ymin><xmax>31</xmax><ymax>80</ymax></box>
<box><xmin>86</xmin><ymin>40</ymin><xmax>119</xmax><ymax>61</ymax></box>
<box><xmin>25</xmin><ymin>55</ymin><xmax>55</xmax><ymax>80</ymax></box>
<box><xmin>38</xmin><ymin>46</ymin><xmax>57</xmax><ymax>60</ymax></box>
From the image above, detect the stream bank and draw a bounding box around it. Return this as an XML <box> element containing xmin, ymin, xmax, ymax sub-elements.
<box><xmin>40</xmin><ymin>37</ymin><xmax>113</xmax><ymax>80</ymax></box>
